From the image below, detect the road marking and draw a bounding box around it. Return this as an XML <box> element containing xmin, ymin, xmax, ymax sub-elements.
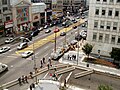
<box><xmin>15</xmin><ymin>20</ymin><xmax>83</xmax><ymax>55</ymax></box>
<box><xmin>58</xmin><ymin>74</ymin><xmax>62</xmax><ymax>81</ymax></box>
<box><xmin>43</xmin><ymin>72</ymin><xmax>49</xmax><ymax>79</ymax></box>
<box><xmin>66</xmin><ymin>72</ymin><xmax>73</xmax><ymax>83</ymax></box>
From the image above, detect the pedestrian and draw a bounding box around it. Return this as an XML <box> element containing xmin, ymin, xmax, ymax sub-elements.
<box><xmin>18</xmin><ymin>77</ymin><xmax>22</xmax><ymax>85</ymax></box>
<box><xmin>40</xmin><ymin>60</ymin><xmax>43</xmax><ymax>68</ymax></box>
<box><xmin>31</xmin><ymin>83</ymin><xmax>35</xmax><ymax>88</ymax></box>
<box><xmin>43</xmin><ymin>57</ymin><xmax>45</xmax><ymax>64</ymax></box>
<box><xmin>68</xmin><ymin>54</ymin><xmax>70</xmax><ymax>60</ymax></box>
<box><xmin>48</xmin><ymin>57</ymin><xmax>52</xmax><ymax>66</ymax></box>
<box><xmin>47</xmin><ymin>63</ymin><xmax>50</xmax><ymax>70</ymax></box>
<box><xmin>69</xmin><ymin>55</ymin><xmax>71</xmax><ymax>60</ymax></box>
<box><xmin>25</xmin><ymin>76</ymin><xmax>28</xmax><ymax>83</ymax></box>
<box><xmin>21</xmin><ymin>75</ymin><xmax>25</xmax><ymax>83</ymax></box>
<box><xmin>74</xmin><ymin>55</ymin><xmax>76</xmax><ymax>60</ymax></box>
<box><xmin>30</xmin><ymin>84</ymin><xmax>32</xmax><ymax>90</ymax></box>
<box><xmin>29</xmin><ymin>72</ymin><xmax>33</xmax><ymax>79</ymax></box>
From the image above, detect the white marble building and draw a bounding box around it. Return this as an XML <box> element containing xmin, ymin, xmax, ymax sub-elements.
<box><xmin>87</xmin><ymin>0</ymin><xmax>120</xmax><ymax>56</ymax></box>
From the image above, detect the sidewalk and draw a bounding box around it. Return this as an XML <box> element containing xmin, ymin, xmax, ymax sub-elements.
<box><xmin>59</xmin><ymin>50</ymin><xmax>120</xmax><ymax>77</ymax></box>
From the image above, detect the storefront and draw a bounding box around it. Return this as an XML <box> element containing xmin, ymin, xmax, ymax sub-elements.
<box><xmin>11</xmin><ymin>0</ymin><xmax>32</xmax><ymax>35</ymax></box>
<box><xmin>4</xmin><ymin>20</ymin><xmax>13</xmax><ymax>36</ymax></box>
<box><xmin>32</xmin><ymin>13</ymin><xmax>40</xmax><ymax>27</ymax></box>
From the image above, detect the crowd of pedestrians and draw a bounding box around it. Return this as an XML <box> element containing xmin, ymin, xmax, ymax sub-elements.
<box><xmin>67</xmin><ymin>54</ymin><xmax>77</xmax><ymax>60</ymax></box>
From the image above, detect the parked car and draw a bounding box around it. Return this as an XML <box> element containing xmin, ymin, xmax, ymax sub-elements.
<box><xmin>45</xmin><ymin>29</ymin><xmax>51</xmax><ymax>33</ymax></box>
<box><xmin>44</xmin><ymin>25</ymin><xmax>48</xmax><ymax>29</ymax></box>
<box><xmin>0</xmin><ymin>63</ymin><xmax>8</xmax><ymax>73</ymax></box>
<box><xmin>38</xmin><ymin>27</ymin><xmax>43</xmax><ymax>31</ymax></box>
<box><xmin>0</xmin><ymin>47</ymin><xmax>10</xmax><ymax>53</ymax></box>
<box><xmin>31</xmin><ymin>30</ymin><xmax>39</xmax><ymax>37</ymax></box>
<box><xmin>17</xmin><ymin>42</ymin><xmax>28</xmax><ymax>50</ymax></box>
<box><xmin>60</xmin><ymin>32</ymin><xmax>66</xmax><ymax>36</ymax></box>
<box><xmin>21</xmin><ymin>51</ymin><xmax>33</xmax><ymax>58</ymax></box>
<box><xmin>64</xmin><ymin>24</ymin><xmax>69</xmax><ymax>28</ymax></box>
<box><xmin>5</xmin><ymin>38</ymin><xmax>14</xmax><ymax>44</ymax></box>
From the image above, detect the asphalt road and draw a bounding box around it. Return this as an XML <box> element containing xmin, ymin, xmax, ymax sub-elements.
<box><xmin>0</xmin><ymin>19</ymin><xmax>84</xmax><ymax>85</ymax></box>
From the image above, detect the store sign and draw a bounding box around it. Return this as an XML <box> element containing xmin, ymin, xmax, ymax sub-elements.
<box><xmin>4</xmin><ymin>20</ymin><xmax>13</xmax><ymax>28</ymax></box>
<box><xmin>16</xmin><ymin>7</ymin><xmax>29</xmax><ymax>24</ymax></box>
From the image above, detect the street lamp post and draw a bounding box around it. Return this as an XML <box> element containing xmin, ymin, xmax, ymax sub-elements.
<box><xmin>77</xmin><ymin>27</ymin><xmax>80</xmax><ymax>65</ymax></box>
<box><xmin>54</xmin><ymin>27</ymin><xmax>59</xmax><ymax>52</ymax></box>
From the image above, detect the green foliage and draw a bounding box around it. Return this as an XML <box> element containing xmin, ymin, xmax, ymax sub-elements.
<box><xmin>82</xmin><ymin>43</ymin><xmax>93</xmax><ymax>58</ymax></box>
<box><xmin>98</xmin><ymin>84</ymin><xmax>112</xmax><ymax>90</ymax></box>
<box><xmin>110</xmin><ymin>48</ymin><xmax>120</xmax><ymax>62</ymax></box>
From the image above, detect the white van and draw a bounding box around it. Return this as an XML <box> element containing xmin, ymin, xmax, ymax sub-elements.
<box><xmin>0</xmin><ymin>63</ymin><xmax>8</xmax><ymax>73</ymax></box>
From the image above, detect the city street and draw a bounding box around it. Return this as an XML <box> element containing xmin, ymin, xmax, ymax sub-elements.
<box><xmin>0</xmin><ymin>19</ymin><xmax>84</xmax><ymax>85</ymax></box>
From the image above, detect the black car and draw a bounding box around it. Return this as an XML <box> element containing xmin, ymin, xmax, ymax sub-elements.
<box><xmin>73</xmin><ymin>26</ymin><xmax>77</xmax><ymax>29</ymax></box>
<box><xmin>31</xmin><ymin>30</ymin><xmax>39</xmax><ymax>37</ymax></box>
<box><xmin>75</xmin><ymin>35</ymin><xmax>82</xmax><ymax>41</ymax></box>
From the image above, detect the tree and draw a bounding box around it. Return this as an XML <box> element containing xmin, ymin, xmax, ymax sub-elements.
<box><xmin>82</xmin><ymin>43</ymin><xmax>93</xmax><ymax>58</ymax></box>
<box><xmin>110</xmin><ymin>47</ymin><xmax>120</xmax><ymax>64</ymax></box>
<box><xmin>98</xmin><ymin>84</ymin><xmax>112</xmax><ymax>90</ymax></box>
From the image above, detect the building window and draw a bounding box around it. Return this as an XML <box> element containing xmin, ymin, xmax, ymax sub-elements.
<box><xmin>106</xmin><ymin>21</ymin><xmax>111</xmax><ymax>30</ymax></box>
<box><xmin>0</xmin><ymin>9</ymin><xmax>1</xmax><ymax>14</ymax></box>
<box><xmin>94</xmin><ymin>20</ymin><xmax>98</xmax><ymax>28</ymax></box>
<box><xmin>3</xmin><ymin>7</ymin><xmax>7</xmax><ymax>12</ymax></box>
<box><xmin>102</xmin><ymin>10</ymin><xmax>106</xmax><ymax>15</ymax></box>
<box><xmin>110</xmin><ymin>0</ymin><xmax>113</xmax><ymax>2</ymax></box>
<box><xmin>2</xmin><ymin>0</ymin><xmax>7</xmax><ymax>5</ymax></box>
<box><xmin>113</xmin><ymin>22</ymin><xmax>118</xmax><ymax>31</ymax></box>
<box><xmin>6</xmin><ymin>16</ymin><xmax>10</xmax><ymax>21</ymax></box>
<box><xmin>108</xmin><ymin>10</ymin><xmax>112</xmax><ymax>16</ymax></box>
<box><xmin>93</xmin><ymin>32</ymin><xmax>97</xmax><ymax>41</ymax></box>
<box><xmin>115</xmin><ymin>11</ymin><xmax>119</xmax><ymax>17</ymax></box>
<box><xmin>99</xmin><ymin>33</ymin><xmax>103</xmax><ymax>42</ymax></box>
<box><xmin>96</xmin><ymin>0</ymin><xmax>100</xmax><ymax>1</ymax></box>
<box><xmin>103</xmin><ymin>0</ymin><xmax>107</xmax><ymax>2</ymax></box>
<box><xmin>95</xmin><ymin>9</ymin><xmax>99</xmax><ymax>15</ymax></box>
<box><xmin>117</xmin><ymin>0</ymin><xmax>120</xmax><ymax>3</ymax></box>
<box><xmin>117</xmin><ymin>36</ymin><xmax>120</xmax><ymax>44</ymax></box>
<box><xmin>105</xmin><ymin>34</ymin><xmax>109</xmax><ymax>43</ymax></box>
<box><xmin>111</xmin><ymin>35</ymin><xmax>116</xmax><ymax>44</ymax></box>
<box><xmin>100</xmin><ymin>21</ymin><xmax>104</xmax><ymax>29</ymax></box>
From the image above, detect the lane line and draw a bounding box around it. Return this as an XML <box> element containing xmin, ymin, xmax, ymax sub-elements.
<box><xmin>43</xmin><ymin>72</ymin><xmax>49</xmax><ymax>79</ymax></box>
<box><xmin>66</xmin><ymin>72</ymin><xmax>73</xmax><ymax>83</ymax></box>
<box><xmin>58</xmin><ymin>74</ymin><xmax>62</xmax><ymax>81</ymax></box>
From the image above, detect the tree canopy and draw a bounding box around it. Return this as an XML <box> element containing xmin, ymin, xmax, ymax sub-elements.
<box><xmin>82</xmin><ymin>43</ymin><xmax>93</xmax><ymax>58</ymax></box>
<box><xmin>98</xmin><ymin>84</ymin><xmax>112</xmax><ymax>90</ymax></box>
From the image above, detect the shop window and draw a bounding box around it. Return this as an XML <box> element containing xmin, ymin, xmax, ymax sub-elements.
<box><xmin>107</xmin><ymin>26</ymin><xmax>110</xmax><ymax>30</ymax></box>
<box><xmin>0</xmin><ymin>9</ymin><xmax>1</xmax><ymax>14</ymax></box>
<box><xmin>110</xmin><ymin>0</ymin><xmax>113</xmax><ymax>2</ymax></box>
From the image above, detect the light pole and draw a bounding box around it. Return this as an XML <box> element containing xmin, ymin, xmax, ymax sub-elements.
<box><xmin>54</xmin><ymin>27</ymin><xmax>59</xmax><ymax>52</ymax></box>
<box><xmin>77</xmin><ymin>27</ymin><xmax>80</xmax><ymax>65</ymax></box>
